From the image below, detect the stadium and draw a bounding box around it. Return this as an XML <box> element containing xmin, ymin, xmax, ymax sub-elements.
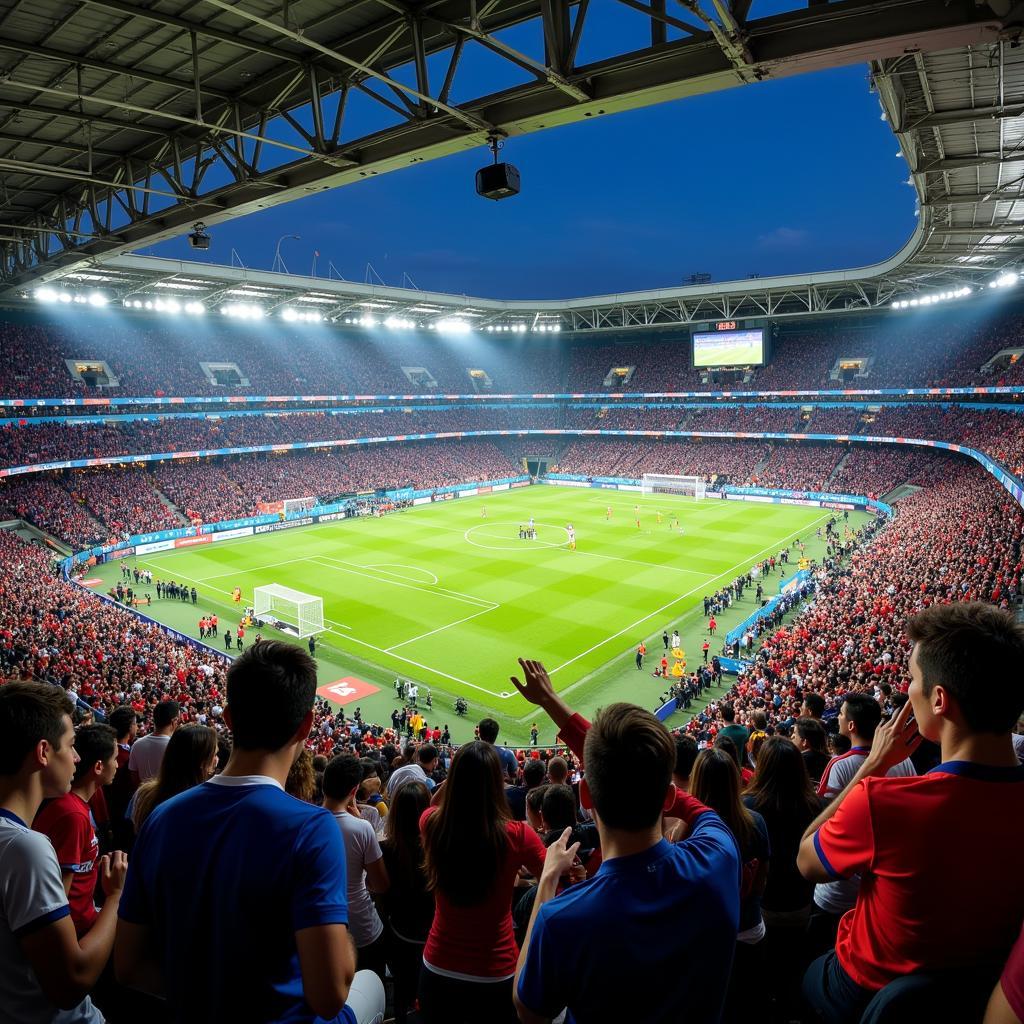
<box><xmin>1</xmin><ymin>2</ymin><xmax>1023</xmax><ymax>1023</ymax></box>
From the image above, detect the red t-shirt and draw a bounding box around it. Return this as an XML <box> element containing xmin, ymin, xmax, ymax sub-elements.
<box><xmin>814</xmin><ymin>761</ymin><xmax>1024</xmax><ymax>991</ymax></box>
<box><xmin>1000</xmin><ymin>920</ymin><xmax>1024</xmax><ymax>1021</ymax></box>
<box><xmin>420</xmin><ymin>807</ymin><xmax>546</xmax><ymax>979</ymax></box>
<box><xmin>34</xmin><ymin>791</ymin><xmax>100</xmax><ymax>936</ymax></box>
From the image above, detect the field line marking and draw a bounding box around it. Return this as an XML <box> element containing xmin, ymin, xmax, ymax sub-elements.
<box><xmin>546</xmin><ymin>511</ymin><xmax>832</xmax><ymax>682</ymax></box>
<box><xmin>311</xmin><ymin>555</ymin><xmax>496</xmax><ymax>609</ymax></box>
<box><xmin>385</xmin><ymin>604</ymin><xmax>499</xmax><ymax>652</ymax></box>
<box><xmin>323</xmin><ymin>626</ymin><xmax>505</xmax><ymax>698</ymax></box>
<box><xmin>188</xmin><ymin>556</ymin><xmax>314</xmax><ymax>583</ymax></box>
<box><xmin>135</xmin><ymin>558</ymin><xmax>353</xmax><ymax>630</ymax></box>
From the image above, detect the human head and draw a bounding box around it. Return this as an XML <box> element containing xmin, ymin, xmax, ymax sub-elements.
<box><xmin>285</xmin><ymin>749</ymin><xmax>317</xmax><ymax>803</ymax></box>
<box><xmin>745</xmin><ymin>736</ymin><xmax>817</xmax><ymax>812</ymax></box>
<box><xmin>795</xmin><ymin>716</ymin><xmax>828</xmax><ymax>753</ymax></box>
<box><xmin>547</xmin><ymin>756</ymin><xmax>568</xmax><ymax>785</ymax></box>
<box><xmin>801</xmin><ymin>692</ymin><xmax>826</xmax><ymax>719</ymax></box>
<box><xmin>72</xmin><ymin>723</ymin><xmax>118</xmax><ymax>786</ymax></box>
<box><xmin>224</xmin><ymin>640</ymin><xmax>317</xmax><ymax>754</ymax></box>
<box><xmin>523</xmin><ymin>758</ymin><xmax>547</xmax><ymax>789</ymax></box>
<box><xmin>582</xmin><ymin>703</ymin><xmax>674</xmax><ymax>832</ymax></box>
<box><xmin>749</xmin><ymin>710</ymin><xmax>768</xmax><ymax>732</ymax></box>
<box><xmin>0</xmin><ymin>682</ymin><xmax>78</xmax><ymax>795</ymax></box>
<box><xmin>721</xmin><ymin>703</ymin><xmax>736</xmax><ymax>724</ymax></box>
<box><xmin>541</xmin><ymin>784</ymin><xmax>577</xmax><ymax>833</ymax></box>
<box><xmin>416</xmin><ymin>743</ymin><xmax>438</xmax><ymax>773</ymax></box>
<box><xmin>839</xmin><ymin>693</ymin><xmax>882</xmax><ymax>744</ymax></box>
<box><xmin>526</xmin><ymin>784</ymin><xmax>549</xmax><ymax>832</ymax></box>
<box><xmin>673</xmin><ymin>735</ymin><xmax>699</xmax><ymax>789</ymax></box>
<box><xmin>690</xmin><ymin>747</ymin><xmax>754</xmax><ymax>848</ymax></box>
<box><xmin>134</xmin><ymin>724</ymin><xmax>219</xmax><ymax>830</ymax></box>
<box><xmin>323</xmin><ymin>753</ymin><xmax>362</xmax><ymax>802</ymax></box>
<box><xmin>477</xmin><ymin>717</ymin><xmax>500</xmax><ymax>744</ymax></box>
<box><xmin>713</xmin><ymin>732</ymin><xmax>742</xmax><ymax>770</ymax></box>
<box><xmin>907</xmin><ymin>602</ymin><xmax>1024</xmax><ymax>741</ymax></box>
<box><xmin>108</xmin><ymin>705</ymin><xmax>138</xmax><ymax>743</ymax></box>
<box><xmin>153</xmin><ymin>700</ymin><xmax>180</xmax><ymax>732</ymax></box>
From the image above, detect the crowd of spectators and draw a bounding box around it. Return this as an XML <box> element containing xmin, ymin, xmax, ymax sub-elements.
<box><xmin>753</xmin><ymin>445</ymin><xmax>845</xmax><ymax>492</ymax></box>
<box><xmin>0</xmin><ymin>477</ymin><xmax>108</xmax><ymax>546</ymax></box>
<box><xmin>687</xmin><ymin>461</ymin><xmax>1024</xmax><ymax>746</ymax></box>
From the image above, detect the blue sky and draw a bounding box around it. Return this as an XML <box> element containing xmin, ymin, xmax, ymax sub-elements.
<box><xmin>148</xmin><ymin>2</ymin><xmax>917</xmax><ymax>299</ymax></box>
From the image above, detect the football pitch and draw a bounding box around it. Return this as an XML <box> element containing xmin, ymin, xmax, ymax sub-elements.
<box><xmin>92</xmin><ymin>486</ymin><xmax>863</xmax><ymax>743</ymax></box>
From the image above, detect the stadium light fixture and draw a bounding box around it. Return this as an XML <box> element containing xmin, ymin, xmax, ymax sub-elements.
<box><xmin>435</xmin><ymin>318</ymin><xmax>471</xmax><ymax>334</ymax></box>
<box><xmin>34</xmin><ymin>287</ymin><xmax>59</xmax><ymax>303</ymax></box>
<box><xmin>222</xmin><ymin>302</ymin><xmax>265</xmax><ymax>319</ymax></box>
<box><xmin>891</xmin><ymin>287</ymin><xmax>971</xmax><ymax>310</ymax></box>
<box><xmin>989</xmin><ymin>272</ymin><xmax>1019</xmax><ymax>289</ymax></box>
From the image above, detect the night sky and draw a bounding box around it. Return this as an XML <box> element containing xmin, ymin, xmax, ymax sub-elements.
<box><xmin>147</xmin><ymin>1</ymin><xmax>917</xmax><ymax>299</ymax></box>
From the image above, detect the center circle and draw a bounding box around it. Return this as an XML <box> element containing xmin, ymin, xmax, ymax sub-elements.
<box><xmin>464</xmin><ymin>521</ymin><xmax>570</xmax><ymax>551</ymax></box>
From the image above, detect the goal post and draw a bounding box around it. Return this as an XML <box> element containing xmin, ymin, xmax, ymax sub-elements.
<box><xmin>641</xmin><ymin>473</ymin><xmax>707</xmax><ymax>499</ymax></box>
<box><xmin>253</xmin><ymin>584</ymin><xmax>325</xmax><ymax>638</ymax></box>
<box><xmin>283</xmin><ymin>495</ymin><xmax>317</xmax><ymax>516</ymax></box>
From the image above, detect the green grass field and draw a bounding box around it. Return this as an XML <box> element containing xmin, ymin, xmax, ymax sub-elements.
<box><xmin>91</xmin><ymin>486</ymin><xmax>864</xmax><ymax>744</ymax></box>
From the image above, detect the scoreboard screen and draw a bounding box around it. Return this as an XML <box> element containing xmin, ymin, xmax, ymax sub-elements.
<box><xmin>692</xmin><ymin>328</ymin><xmax>766</xmax><ymax>368</ymax></box>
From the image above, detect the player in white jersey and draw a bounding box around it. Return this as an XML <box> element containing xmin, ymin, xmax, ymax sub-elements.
<box><xmin>567</xmin><ymin>524</ymin><xmax>576</xmax><ymax>551</ymax></box>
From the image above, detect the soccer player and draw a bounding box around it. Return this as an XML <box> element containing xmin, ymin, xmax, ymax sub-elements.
<box><xmin>232</xmin><ymin>586</ymin><xmax>241</xmax><ymax>604</ymax></box>
<box><xmin>605</xmin><ymin>506</ymin><xmax>613</xmax><ymax>521</ymax></box>
<box><xmin>672</xmin><ymin>515</ymin><xmax>680</xmax><ymax>531</ymax></box>
<box><xmin>481</xmin><ymin>506</ymin><xmax>487</xmax><ymax>518</ymax></box>
<box><xmin>567</xmin><ymin>524</ymin><xmax>576</xmax><ymax>551</ymax></box>
<box><xmin>656</xmin><ymin>511</ymin><xmax>663</xmax><ymax>525</ymax></box>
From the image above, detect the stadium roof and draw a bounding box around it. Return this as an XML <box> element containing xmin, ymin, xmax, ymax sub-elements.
<box><xmin>0</xmin><ymin>0</ymin><xmax>1021</xmax><ymax>330</ymax></box>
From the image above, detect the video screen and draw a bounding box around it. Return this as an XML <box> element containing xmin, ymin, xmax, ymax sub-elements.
<box><xmin>692</xmin><ymin>328</ymin><xmax>765</xmax><ymax>368</ymax></box>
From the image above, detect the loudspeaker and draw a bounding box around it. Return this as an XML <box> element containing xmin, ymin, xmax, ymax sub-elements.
<box><xmin>476</xmin><ymin>163</ymin><xmax>520</xmax><ymax>200</ymax></box>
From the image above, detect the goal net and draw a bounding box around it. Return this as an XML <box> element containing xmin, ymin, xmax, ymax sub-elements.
<box><xmin>641</xmin><ymin>473</ymin><xmax>706</xmax><ymax>499</ymax></box>
<box><xmin>283</xmin><ymin>495</ymin><xmax>317</xmax><ymax>516</ymax></box>
<box><xmin>253</xmin><ymin>584</ymin><xmax>325</xmax><ymax>638</ymax></box>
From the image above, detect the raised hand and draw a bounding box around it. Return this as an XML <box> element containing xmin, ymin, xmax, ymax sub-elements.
<box><xmin>864</xmin><ymin>699</ymin><xmax>922</xmax><ymax>775</ymax></box>
<box><xmin>510</xmin><ymin>658</ymin><xmax>557</xmax><ymax>707</ymax></box>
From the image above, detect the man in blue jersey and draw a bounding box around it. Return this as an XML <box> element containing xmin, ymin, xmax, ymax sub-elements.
<box><xmin>114</xmin><ymin>640</ymin><xmax>385</xmax><ymax>1024</ymax></box>
<box><xmin>510</xmin><ymin>658</ymin><xmax>741</xmax><ymax>1024</ymax></box>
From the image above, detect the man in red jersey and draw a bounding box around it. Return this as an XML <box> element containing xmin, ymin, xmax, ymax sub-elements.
<box><xmin>34</xmin><ymin>723</ymin><xmax>119</xmax><ymax>935</ymax></box>
<box><xmin>799</xmin><ymin>603</ymin><xmax>1024</xmax><ymax>1024</ymax></box>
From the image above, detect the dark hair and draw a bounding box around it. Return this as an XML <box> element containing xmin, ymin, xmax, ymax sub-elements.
<box><xmin>417</xmin><ymin>743</ymin><xmax>438</xmax><ymax>765</ymax></box>
<box><xmin>382</xmin><ymin>779</ymin><xmax>430</xmax><ymax>884</ymax></box>
<box><xmin>541</xmin><ymin>784</ymin><xmax>577</xmax><ymax>832</ymax></box>
<box><xmin>523</xmin><ymin>759</ymin><xmax>546</xmax><ymax>787</ymax></box>
<box><xmin>802</xmin><ymin>693</ymin><xmax>826</xmax><ymax>718</ymax></box>
<box><xmin>323</xmin><ymin>753</ymin><xmax>362</xmax><ymax>801</ymax></box>
<box><xmin>830</xmin><ymin>734</ymin><xmax>852</xmax><ymax>755</ymax></box>
<box><xmin>108</xmin><ymin>705</ymin><xmax>136</xmax><ymax>741</ymax></box>
<box><xmin>422</xmin><ymin>741</ymin><xmax>510</xmax><ymax>905</ymax></box>
<box><xmin>583</xmin><ymin>703</ymin><xmax>674</xmax><ymax>831</ymax></box>
<box><xmin>691</xmin><ymin>747</ymin><xmax>756</xmax><ymax>852</ymax></box>
<box><xmin>907</xmin><ymin>602</ymin><xmax>1024</xmax><ymax>734</ymax></box>
<box><xmin>750</xmin><ymin>711</ymin><xmax>768</xmax><ymax>732</ymax></box>
<box><xmin>713</xmin><ymin>732</ymin><xmax>742</xmax><ymax>769</ymax></box>
<box><xmin>547</xmin><ymin>756</ymin><xmax>568</xmax><ymax>783</ymax></box>
<box><xmin>226</xmin><ymin>641</ymin><xmax>317</xmax><ymax>751</ymax></box>
<box><xmin>527</xmin><ymin>781</ymin><xmax>549</xmax><ymax>811</ymax></box>
<box><xmin>153</xmin><ymin>700</ymin><xmax>180</xmax><ymax>730</ymax></box>
<box><xmin>842</xmin><ymin>693</ymin><xmax>882</xmax><ymax>741</ymax></box>
<box><xmin>745</xmin><ymin>737</ymin><xmax>821</xmax><ymax>820</ymax></box>
<box><xmin>0</xmin><ymin>682</ymin><xmax>74</xmax><ymax>776</ymax></box>
<box><xmin>132</xmin><ymin>725</ymin><xmax>218</xmax><ymax>830</ymax></box>
<box><xmin>72</xmin><ymin>724</ymin><xmax>117</xmax><ymax>783</ymax></box>
<box><xmin>795</xmin><ymin>717</ymin><xmax>828</xmax><ymax>753</ymax></box>
<box><xmin>721</xmin><ymin>703</ymin><xmax>736</xmax><ymax>723</ymax></box>
<box><xmin>674</xmin><ymin>735</ymin><xmax>699</xmax><ymax>780</ymax></box>
<box><xmin>477</xmin><ymin>718</ymin><xmax>499</xmax><ymax>743</ymax></box>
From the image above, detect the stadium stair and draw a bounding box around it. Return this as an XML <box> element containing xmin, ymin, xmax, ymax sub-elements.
<box><xmin>824</xmin><ymin>451</ymin><xmax>851</xmax><ymax>489</ymax></box>
<box><xmin>151</xmin><ymin>479</ymin><xmax>191</xmax><ymax>526</ymax></box>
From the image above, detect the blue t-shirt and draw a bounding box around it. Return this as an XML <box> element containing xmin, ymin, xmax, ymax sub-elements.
<box><xmin>119</xmin><ymin>776</ymin><xmax>351</xmax><ymax>1024</ymax></box>
<box><xmin>517</xmin><ymin>811</ymin><xmax>740</xmax><ymax>1024</ymax></box>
